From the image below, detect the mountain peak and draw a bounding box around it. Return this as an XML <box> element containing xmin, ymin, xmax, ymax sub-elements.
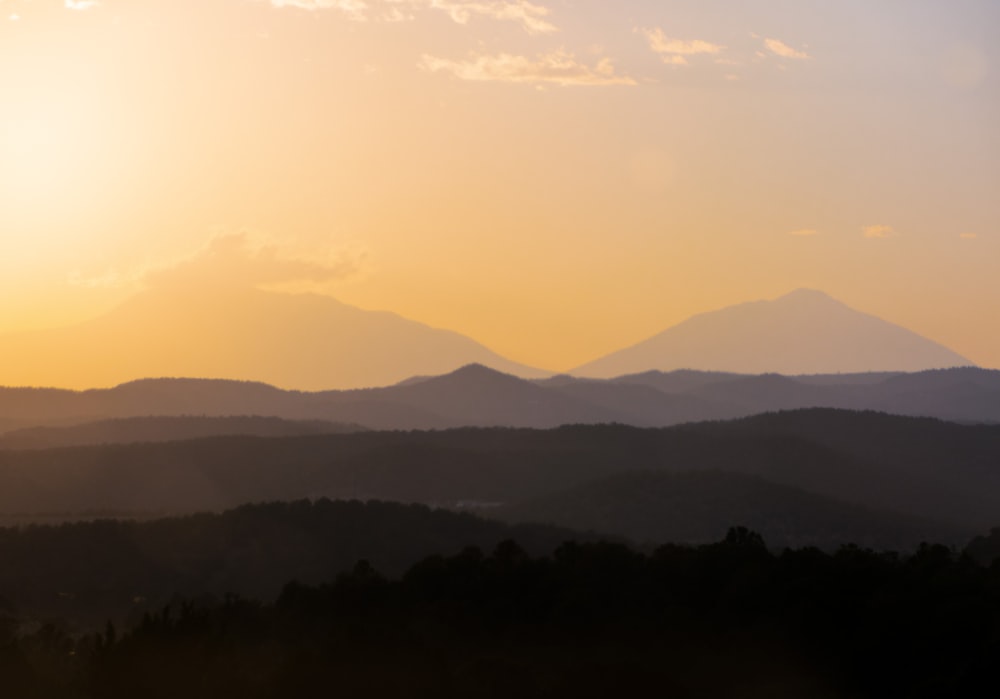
<box><xmin>428</xmin><ymin>363</ymin><xmax>526</xmax><ymax>387</ymax></box>
<box><xmin>573</xmin><ymin>291</ymin><xmax>973</xmax><ymax>377</ymax></box>
<box><xmin>777</xmin><ymin>288</ymin><xmax>837</xmax><ymax>302</ymax></box>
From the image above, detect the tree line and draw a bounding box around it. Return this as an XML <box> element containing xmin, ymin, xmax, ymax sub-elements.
<box><xmin>3</xmin><ymin>528</ymin><xmax>998</xmax><ymax>698</ymax></box>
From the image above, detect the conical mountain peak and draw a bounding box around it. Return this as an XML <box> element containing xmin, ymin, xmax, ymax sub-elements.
<box><xmin>777</xmin><ymin>288</ymin><xmax>837</xmax><ymax>302</ymax></box>
<box><xmin>573</xmin><ymin>290</ymin><xmax>972</xmax><ymax>377</ymax></box>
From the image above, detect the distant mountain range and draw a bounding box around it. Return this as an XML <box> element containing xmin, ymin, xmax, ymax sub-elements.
<box><xmin>573</xmin><ymin>289</ymin><xmax>973</xmax><ymax>376</ymax></box>
<box><xmin>2</xmin><ymin>364</ymin><xmax>998</xmax><ymax>437</ymax></box>
<box><xmin>0</xmin><ymin>287</ymin><xmax>548</xmax><ymax>391</ymax></box>
<box><xmin>0</xmin><ymin>288</ymin><xmax>976</xmax><ymax>390</ymax></box>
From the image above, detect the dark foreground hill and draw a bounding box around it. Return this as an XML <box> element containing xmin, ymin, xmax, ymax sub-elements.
<box><xmin>3</xmin><ymin>534</ymin><xmax>998</xmax><ymax>699</ymax></box>
<box><xmin>0</xmin><ymin>499</ymin><xmax>589</xmax><ymax>627</ymax></box>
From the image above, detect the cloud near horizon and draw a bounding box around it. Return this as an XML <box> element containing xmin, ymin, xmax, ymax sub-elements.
<box><xmin>788</xmin><ymin>229</ymin><xmax>820</xmax><ymax>237</ymax></box>
<box><xmin>420</xmin><ymin>50</ymin><xmax>635</xmax><ymax>86</ymax></box>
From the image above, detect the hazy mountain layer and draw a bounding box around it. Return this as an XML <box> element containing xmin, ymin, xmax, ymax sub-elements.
<box><xmin>573</xmin><ymin>289</ymin><xmax>974</xmax><ymax>377</ymax></box>
<box><xmin>0</xmin><ymin>288</ymin><xmax>548</xmax><ymax>391</ymax></box>
<box><xmin>2</xmin><ymin>364</ymin><xmax>998</xmax><ymax>435</ymax></box>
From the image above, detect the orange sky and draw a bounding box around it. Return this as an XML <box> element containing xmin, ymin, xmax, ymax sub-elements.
<box><xmin>1</xmin><ymin>0</ymin><xmax>998</xmax><ymax>375</ymax></box>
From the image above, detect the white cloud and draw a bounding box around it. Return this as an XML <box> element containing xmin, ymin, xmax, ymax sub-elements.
<box><xmin>420</xmin><ymin>49</ymin><xmax>635</xmax><ymax>86</ymax></box>
<box><xmin>65</xmin><ymin>0</ymin><xmax>102</xmax><ymax>9</ymax></box>
<box><xmin>863</xmin><ymin>224</ymin><xmax>895</xmax><ymax>239</ymax></box>
<box><xmin>266</xmin><ymin>0</ymin><xmax>556</xmax><ymax>33</ymax></box>
<box><xmin>407</xmin><ymin>1</ymin><xmax>555</xmax><ymax>34</ymax></box>
<box><xmin>640</xmin><ymin>27</ymin><xmax>724</xmax><ymax>65</ymax></box>
<box><xmin>764</xmin><ymin>38</ymin><xmax>810</xmax><ymax>60</ymax></box>
<box><xmin>269</xmin><ymin>0</ymin><xmax>369</xmax><ymax>20</ymax></box>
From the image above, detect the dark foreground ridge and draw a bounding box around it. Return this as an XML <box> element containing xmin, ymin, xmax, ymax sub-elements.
<box><xmin>3</xmin><ymin>529</ymin><xmax>998</xmax><ymax>698</ymax></box>
<box><xmin>0</xmin><ymin>499</ymin><xmax>591</xmax><ymax>627</ymax></box>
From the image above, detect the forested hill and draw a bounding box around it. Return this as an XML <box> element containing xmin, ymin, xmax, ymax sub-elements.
<box><xmin>3</xmin><ymin>532</ymin><xmax>998</xmax><ymax>698</ymax></box>
<box><xmin>0</xmin><ymin>499</ymin><xmax>590</xmax><ymax>626</ymax></box>
<box><xmin>0</xmin><ymin>410</ymin><xmax>996</xmax><ymax>535</ymax></box>
<box><xmin>0</xmin><ymin>415</ymin><xmax>364</xmax><ymax>450</ymax></box>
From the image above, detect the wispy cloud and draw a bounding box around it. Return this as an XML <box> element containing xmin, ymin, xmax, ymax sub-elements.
<box><xmin>788</xmin><ymin>229</ymin><xmax>820</xmax><ymax>237</ymax></box>
<box><xmin>269</xmin><ymin>0</ymin><xmax>369</xmax><ymax>20</ymax></box>
<box><xmin>64</xmin><ymin>0</ymin><xmax>102</xmax><ymax>9</ymax></box>
<box><xmin>863</xmin><ymin>224</ymin><xmax>896</xmax><ymax>239</ymax></box>
<box><xmin>640</xmin><ymin>27</ymin><xmax>724</xmax><ymax>66</ymax></box>
<box><xmin>71</xmin><ymin>234</ymin><xmax>361</xmax><ymax>293</ymax></box>
<box><xmin>149</xmin><ymin>233</ymin><xmax>360</xmax><ymax>292</ymax></box>
<box><xmin>763</xmin><ymin>38</ymin><xmax>810</xmax><ymax>60</ymax></box>
<box><xmin>407</xmin><ymin>1</ymin><xmax>555</xmax><ymax>34</ymax></box>
<box><xmin>266</xmin><ymin>0</ymin><xmax>557</xmax><ymax>33</ymax></box>
<box><xmin>420</xmin><ymin>50</ymin><xmax>635</xmax><ymax>86</ymax></box>
<box><xmin>960</xmin><ymin>233</ymin><xmax>978</xmax><ymax>240</ymax></box>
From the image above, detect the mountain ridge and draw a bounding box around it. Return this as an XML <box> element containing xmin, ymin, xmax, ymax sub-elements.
<box><xmin>2</xmin><ymin>364</ymin><xmax>1000</xmax><ymax>434</ymax></box>
<box><xmin>0</xmin><ymin>288</ymin><xmax>550</xmax><ymax>391</ymax></box>
<box><xmin>573</xmin><ymin>289</ymin><xmax>974</xmax><ymax>377</ymax></box>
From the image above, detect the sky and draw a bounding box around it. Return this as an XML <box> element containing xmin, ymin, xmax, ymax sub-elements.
<box><xmin>1</xmin><ymin>0</ymin><xmax>998</xmax><ymax>375</ymax></box>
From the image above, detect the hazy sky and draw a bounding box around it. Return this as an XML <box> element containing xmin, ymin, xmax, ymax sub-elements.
<box><xmin>1</xmin><ymin>0</ymin><xmax>998</xmax><ymax>372</ymax></box>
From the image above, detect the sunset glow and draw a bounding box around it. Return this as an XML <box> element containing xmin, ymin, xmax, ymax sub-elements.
<box><xmin>1</xmin><ymin>0</ymin><xmax>997</xmax><ymax>387</ymax></box>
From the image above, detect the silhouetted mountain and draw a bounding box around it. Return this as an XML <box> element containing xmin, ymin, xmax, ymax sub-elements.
<box><xmin>495</xmin><ymin>470</ymin><xmax>965</xmax><ymax>551</ymax></box>
<box><xmin>545</xmin><ymin>379</ymin><xmax>729</xmax><ymax>426</ymax></box>
<box><xmin>693</xmin><ymin>373</ymin><xmax>839</xmax><ymax>411</ymax></box>
<box><xmin>3</xmin><ymin>365</ymin><xmax>1000</xmax><ymax>436</ymax></box>
<box><xmin>0</xmin><ymin>411</ymin><xmax>995</xmax><ymax>531</ymax></box>
<box><xmin>0</xmin><ymin>287</ymin><xmax>548</xmax><ymax>390</ymax></box>
<box><xmin>573</xmin><ymin>289</ymin><xmax>974</xmax><ymax>376</ymax></box>
<box><xmin>0</xmin><ymin>416</ymin><xmax>365</xmax><ymax>450</ymax></box>
<box><xmin>363</xmin><ymin>364</ymin><xmax>624</xmax><ymax>427</ymax></box>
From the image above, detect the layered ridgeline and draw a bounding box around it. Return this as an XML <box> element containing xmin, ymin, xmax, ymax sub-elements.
<box><xmin>2</xmin><ymin>364</ymin><xmax>999</xmax><ymax>435</ymax></box>
<box><xmin>0</xmin><ymin>411</ymin><xmax>996</xmax><ymax>542</ymax></box>
<box><xmin>0</xmin><ymin>287</ymin><xmax>547</xmax><ymax>391</ymax></box>
<box><xmin>574</xmin><ymin>289</ymin><xmax>973</xmax><ymax>377</ymax></box>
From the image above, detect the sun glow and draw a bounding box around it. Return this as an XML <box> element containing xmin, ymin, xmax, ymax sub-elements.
<box><xmin>1</xmin><ymin>82</ymin><xmax>105</xmax><ymax>196</ymax></box>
